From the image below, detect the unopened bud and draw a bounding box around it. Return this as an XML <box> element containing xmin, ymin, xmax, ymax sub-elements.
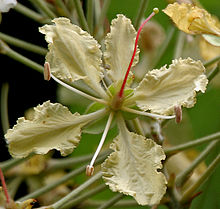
<box><xmin>44</xmin><ymin>62</ymin><xmax>51</xmax><ymax>81</ymax></box>
<box><xmin>86</xmin><ymin>165</ymin><xmax>94</xmax><ymax>176</ymax></box>
<box><xmin>174</xmin><ymin>105</ymin><xmax>182</xmax><ymax>123</ymax></box>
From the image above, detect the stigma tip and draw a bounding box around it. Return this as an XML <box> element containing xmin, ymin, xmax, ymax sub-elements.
<box><xmin>153</xmin><ymin>8</ymin><xmax>159</xmax><ymax>14</ymax></box>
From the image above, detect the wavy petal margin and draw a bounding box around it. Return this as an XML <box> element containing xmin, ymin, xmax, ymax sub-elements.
<box><xmin>163</xmin><ymin>3</ymin><xmax>220</xmax><ymax>36</ymax></box>
<box><xmin>5</xmin><ymin>101</ymin><xmax>86</xmax><ymax>158</ymax></box>
<box><xmin>102</xmin><ymin>115</ymin><xmax>166</xmax><ymax>205</ymax></box>
<box><xmin>39</xmin><ymin>18</ymin><xmax>106</xmax><ymax>98</ymax></box>
<box><xmin>132</xmin><ymin>58</ymin><xmax>208</xmax><ymax>115</ymax></box>
<box><xmin>104</xmin><ymin>14</ymin><xmax>139</xmax><ymax>87</ymax></box>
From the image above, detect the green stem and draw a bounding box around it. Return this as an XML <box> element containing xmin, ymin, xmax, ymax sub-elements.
<box><xmin>1</xmin><ymin>83</ymin><xmax>9</xmax><ymax>134</ymax></box>
<box><xmin>173</xmin><ymin>31</ymin><xmax>185</xmax><ymax>59</ymax></box>
<box><xmin>132</xmin><ymin>118</ymin><xmax>145</xmax><ymax>136</ymax></box>
<box><xmin>94</xmin><ymin>0</ymin><xmax>111</xmax><ymax>40</ymax></box>
<box><xmin>134</xmin><ymin>0</ymin><xmax>149</xmax><ymax>29</ymax></box>
<box><xmin>152</xmin><ymin>26</ymin><xmax>176</xmax><ymax>68</ymax></box>
<box><xmin>175</xmin><ymin>140</ymin><xmax>219</xmax><ymax>187</ymax></box>
<box><xmin>97</xmin><ymin>193</ymin><xmax>124</xmax><ymax>209</ymax></box>
<box><xmin>46</xmin><ymin>150</ymin><xmax>110</xmax><ymax>172</ymax></box>
<box><xmin>96</xmin><ymin>0</ymin><xmax>111</xmax><ymax>27</ymax></box>
<box><xmin>29</xmin><ymin>0</ymin><xmax>56</xmax><ymax>19</ymax></box>
<box><xmin>8</xmin><ymin>176</ymin><xmax>23</xmax><ymax>199</ymax></box>
<box><xmin>52</xmin><ymin>172</ymin><xmax>102</xmax><ymax>209</ymax></box>
<box><xmin>14</xmin><ymin>3</ymin><xmax>50</xmax><ymax>24</ymax></box>
<box><xmin>0</xmin><ymin>40</ymin><xmax>43</xmax><ymax>73</ymax></box>
<box><xmin>17</xmin><ymin>152</ymin><xmax>108</xmax><ymax>201</ymax></box>
<box><xmin>87</xmin><ymin>0</ymin><xmax>94</xmax><ymax>34</ymax></box>
<box><xmin>207</xmin><ymin>62</ymin><xmax>219</xmax><ymax>81</ymax></box>
<box><xmin>60</xmin><ymin>184</ymin><xmax>106</xmax><ymax>209</ymax></box>
<box><xmin>55</xmin><ymin>0</ymin><xmax>70</xmax><ymax>17</ymax></box>
<box><xmin>0</xmin><ymin>154</ymin><xmax>33</xmax><ymax>172</ymax></box>
<box><xmin>164</xmin><ymin>132</ymin><xmax>220</xmax><ymax>156</ymax></box>
<box><xmin>180</xmin><ymin>154</ymin><xmax>220</xmax><ymax>203</ymax></box>
<box><xmin>0</xmin><ymin>32</ymin><xmax>47</xmax><ymax>56</ymax></box>
<box><xmin>84</xmin><ymin>199</ymin><xmax>138</xmax><ymax>207</ymax></box>
<box><xmin>204</xmin><ymin>55</ymin><xmax>220</xmax><ymax>68</ymax></box>
<box><xmin>73</xmin><ymin>0</ymin><xmax>90</xmax><ymax>32</ymax></box>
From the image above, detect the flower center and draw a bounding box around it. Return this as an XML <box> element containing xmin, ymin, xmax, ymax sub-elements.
<box><xmin>117</xmin><ymin>8</ymin><xmax>159</xmax><ymax>99</ymax></box>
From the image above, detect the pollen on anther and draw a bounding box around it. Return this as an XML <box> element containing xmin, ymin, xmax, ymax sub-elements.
<box><xmin>86</xmin><ymin>165</ymin><xmax>94</xmax><ymax>176</ymax></box>
<box><xmin>44</xmin><ymin>62</ymin><xmax>51</xmax><ymax>81</ymax></box>
<box><xmin>174</xmin><ymin>105</ymin><xmax>182</xmax><ymax>124</ymax></box>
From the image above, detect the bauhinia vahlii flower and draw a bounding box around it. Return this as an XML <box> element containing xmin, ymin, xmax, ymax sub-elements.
<box><xmin>5</xmin><ymin>8</ymin><xmax>208</xmax><ymax>205</ymax></box>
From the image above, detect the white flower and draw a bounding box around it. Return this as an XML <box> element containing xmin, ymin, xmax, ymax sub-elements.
<box><xmin>0</xmin><ymin>0</ymin><xmax>17</xmax><ymax>13</ymax></box>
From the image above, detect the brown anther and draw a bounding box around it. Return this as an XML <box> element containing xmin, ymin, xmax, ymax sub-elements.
<box><xmin>174</xmin><ymin>105</ymin><xmax>182</xmax><ymax>124</ymax></box>
<box><xmin>86</xmin><ymin>165</ymin><xmax>94</xmax><ymax>176</ymax></box>
<box><xmin>44</xmin><ymin>62</ymin><xmax>51</xmax><ymax>81</ymax></box>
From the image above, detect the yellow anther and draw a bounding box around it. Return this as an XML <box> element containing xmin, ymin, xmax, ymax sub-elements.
<box><xmin>153</xmin><ymin>8</ymin><xmax>159</xmax><ymax>14</ymax></box>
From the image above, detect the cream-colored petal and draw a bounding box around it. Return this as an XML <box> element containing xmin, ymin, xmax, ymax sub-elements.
<box><xmin>102</xmin><ymin>116</ymin><xmax>166</xmax><ymax>205</ymax></box>
<box><xmin>39</xmin><ymin>18</ymin><xmax>106</xmax><ymax>98</ymax></box>
<box><xmin>104</xmin><ymin>14</ymin><xmax>139</xmax><ymax>87</ymax></box>
<box><xmin>163</xmin><ymin>3</ymin><xmax>220</xmax><ymax>36</ymax></box>
<box><xmin>5</xmin><ymin>101</ymin><xmax>91</xmax><ymax>158</ymax></box>
<box><xmin>131</xmin><ymin>58</ymin><xmax>208</xmax><ymax>115</ymax></box>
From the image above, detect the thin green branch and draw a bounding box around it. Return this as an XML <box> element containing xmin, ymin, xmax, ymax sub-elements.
<box><xmin>52</xmin><ymin>172</ymin><xmax>102</xmax><ymax>209</ymax></box>
<box><xmin>84</xmin><ymin>199</ymin><xmax>138</xmax><ymax>207</ymax></box>
<box><xmin>96</xmin><ymin>0</ymin><xmax>111</xmax><ymax>27</ymax></box>
<box><xmin>0</xmin><ymin>40</ymin><xmax>43</xmax><ymax>73</ymax></box>
<box><xmin>1</xmin><ymin>83</ymin><xmax>9</xmax><ymax>134</ymax></box>
<box><xmin>97</xmin><ymin>193</ymin><xmax>124</xmax><ymax>209</ymax></box>
<box><xmin>61</xmin><ymin>184</ymin><xmax>107</xmax><ymax>209</ymax></box>
<box><xmin>204</xmin><ymin>55</ymin><xmax>220</xmax><ymax>68</ymax></box>
<box><xmin>180</xmin><ymin>154</ymin><xmax>220</xmax><ymax>204</ymax></box>
<box><xmin>8</xmin><ymin>176</ymin><xmax>23</xmax><ymax>199</ymax></box>
<box><xmin>0</xmin><ymin>154</ymin><xmax>33</xmax><ymax>172</ymax></box>
<box><xmin>29</xmin><ymin>0</ymin><xmax>57</xmax><ymax>19</ymax></box>
<box><xmin>175</xmin><ymin>140</ymin><xmax>219</xmax><ymax>187</ymax></box>
<box><xmin>18</xmin><ymin>152</ymin><xmax>108</xmax><ymax>201</ymax></box>
<box><xmin>164</xmin><ymin>132</ymin><xmax>220</xmax><ymax>156</ymax></box>
<box><xmin>46</xmin><ymin>150</ymin><xmax>110</xmax><ymax>172</ymax></box>
<box><xmin>152</xmin><ymin>26</ymin><xmax>176</xmax><ymax>69</ymax></box>
<box><xmin>55</xmin><ymin>0</ymin><xmax>70</xmax><ymax>17</ymax></box>
<box><xmin>207</xmin><ymin>62</ymin><xmax>219</xmax><ymax>81</ymax></box>
<box><xmin>0</xmin><ymin>32</ymin><xmax>47</xmax><ymax>56</ymax></box>
<box><xmin>94</xmin><ymin>0</ymin><xmax>111</xmax><ymax>40</ymax></box>
<box><xmin>173</xmin><ymin>31</ymin><xmax>185</xmax><ymax>59</ymax></box>
<box><xmin>134</xmin><ymin>0</ymin><xmax>149</xmax><ymax>29</ymax></box>
<box><xmin>73</xmin><ymin>0</ymin><xmax>90</xmax><ymax>32</ymax></box>
<box><xmin>87</xmin><ymin>0</ymin><xmax>94</xmax><ymax>33</ymax></box>
<box><xmin>14</xmin><ymin>3</ymin><xmax>50</xmax><ymax>24</ymax></box>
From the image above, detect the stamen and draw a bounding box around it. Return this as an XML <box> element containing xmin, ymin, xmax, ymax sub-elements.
<box><xmin>86</xmin><ymin>112</ymin><xmax>114</xmax><ymax>176</ymax></box>
<box><xmin>118</xmin><ymin>8</ymin><xmax>159</xmax><ymax>98</ymax></box>
<box><xmin>0</xmin><ymin>168</ymin><xmax>10</xmax><ymax>204</ymax></box>
<box><xmin>122</xmin><ymin>106</ymin><xmax>175</xmax><ymax>120</ymax></box>
<box><xmin>44</xmin><ymin>62</ymin><xmax>51</xmax><ymax>81</ymax></box>
<box><xmin>44</xmin><ymin>62</ymin><xmax>107</xmax><ymax>105</ymax></box>
<box><xmin>174</xmin><ymin>105</ymin><xmax>182</xmax><ymax>123</ymax></box>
